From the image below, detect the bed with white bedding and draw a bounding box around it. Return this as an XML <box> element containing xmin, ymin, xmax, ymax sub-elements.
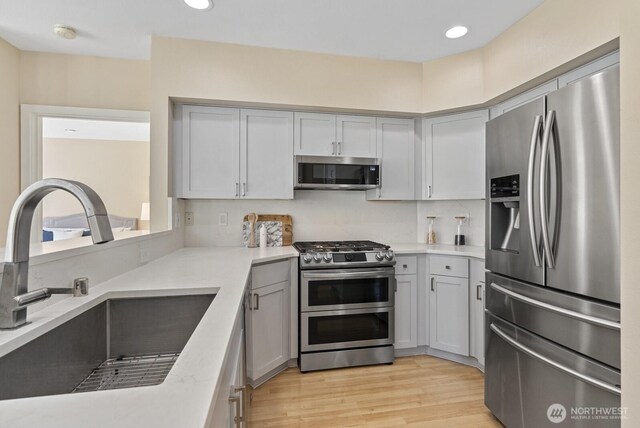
<box><xmin>42</xmin><ymin>213</ymin><xmax>138</xmax><ymax>241</ymax></box>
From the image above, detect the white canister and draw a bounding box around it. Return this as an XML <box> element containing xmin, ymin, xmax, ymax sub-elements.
<box><xmin>259</xmin><ymin>224</ymin><xmax>268</xmax><ymax>247</ymax></box>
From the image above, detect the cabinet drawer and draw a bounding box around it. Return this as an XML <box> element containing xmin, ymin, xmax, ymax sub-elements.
<box><xmin>430</xmin><ymin>255</ymin><xmax>468</xmax><ymax>278</ymax></box>
<box><xmin>395</xmin><ymin>256</ymin><xmax>417</xmax><ymax>275</ymax></box>
<box><xmin>252</xmin><ymin>260</ymin><xmax>290</xmax><ymax>290</ymax></box>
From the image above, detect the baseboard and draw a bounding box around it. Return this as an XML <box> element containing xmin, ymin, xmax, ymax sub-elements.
<box><xmin>248</xmin><ymin>361</ymin><xmax>290</xmax><ymax>388</ymax></box>
<box><xmin>395</xmin><ymin>346</ymin><xmax>484</xmax><ymax>372</ymax></box>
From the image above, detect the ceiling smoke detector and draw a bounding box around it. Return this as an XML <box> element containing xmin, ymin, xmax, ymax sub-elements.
<box><xmin>54</xmin><ymin>24</ymin><xmax>77</xmax><ymax>40</ymax></box>
<box><xmin>445</xmin><ymin>26</ymin><xmax>469</xmax><ymax>39</ymax></box>
<box><xmin>184</xmin><ymin>0</ymin><xmax>213</xmax><ymax>10</ymax></box>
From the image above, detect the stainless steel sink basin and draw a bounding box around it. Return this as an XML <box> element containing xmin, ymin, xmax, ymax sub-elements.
<box><xmin>0</xmin><ymin>294</ymin><xmax>215</xmax><ymax>401</ymax></box>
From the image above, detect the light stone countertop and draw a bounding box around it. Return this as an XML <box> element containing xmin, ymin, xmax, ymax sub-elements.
<box><xmin>0</xmin><ymin>243</ymin><xmax>482</xmax><ymax>427</ymax></box>
<box><xmin>390</xmin><ymin>243</ymin><xmax>485</xmax><ymax>259</ymax></box>
<box><xmin>0</xmin><ymin>246</ymin><xmax>299</xmax><ymax>428</ymax></box>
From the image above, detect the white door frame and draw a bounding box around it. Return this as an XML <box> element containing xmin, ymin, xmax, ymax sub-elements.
<box><xmin>20</xmin><ymin>105</ymin><xmax>150</xmax><ymax>240</ymax></box>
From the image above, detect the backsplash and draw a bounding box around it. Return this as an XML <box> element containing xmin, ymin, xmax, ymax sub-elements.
<box><xmin>416</xmin><ymin>200</ymin><xmax>485</xmax><ymax>246</ymax></box>
<box><xmin>184</xmin><ymin>191</ymin><xmax>417</xmax><ymax>246</ymax></box>
<box><xmin>183</xmin><ymin>191</ymin><xmax>485</xmax><ymax>247</ymax></box>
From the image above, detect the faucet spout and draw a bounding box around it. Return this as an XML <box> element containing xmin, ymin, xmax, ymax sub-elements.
<box><xmin>0</xmin><ymin>179</ymin><xmax>114</xmax><ymax>329</ymax></box>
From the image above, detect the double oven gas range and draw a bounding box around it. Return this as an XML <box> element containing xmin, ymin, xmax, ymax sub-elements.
<box><xmin>293</xmin><ymin>240</ymin><xmax>396</xmax><ymax>372</ymax></box>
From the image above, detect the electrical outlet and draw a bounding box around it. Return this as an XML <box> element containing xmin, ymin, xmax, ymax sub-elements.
<box><xmin>185</xmin><ymin>212</ymin><xmax>194</xmax><ymax>226</ymax></box>
<box><xmin>219</xmin><ymin>212</ymin><xmax>228</xmax><ymax>226</ymax></box>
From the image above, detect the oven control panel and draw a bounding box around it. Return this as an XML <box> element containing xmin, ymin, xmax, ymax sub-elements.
<box><xmin>300</xmin><ymin>250</ymin><xmax>395</xmax><ymax>268</ymax></box>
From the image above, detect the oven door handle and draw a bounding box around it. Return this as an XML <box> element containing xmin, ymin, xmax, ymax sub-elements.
<box><xmin>302</xmin><ymin>271</ymin><xmax>393</xmax><ymax>280</ymax></box>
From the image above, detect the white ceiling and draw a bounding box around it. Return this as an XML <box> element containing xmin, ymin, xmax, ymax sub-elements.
<box><xmin>0</xmin><ymin>0</ymin><xmax>543</xmax><ymax>62</ymax></box>
<box><xmin>43</xmin><ymin>118</ymin><xmax>150</xmax><ymax>141</ymax></box>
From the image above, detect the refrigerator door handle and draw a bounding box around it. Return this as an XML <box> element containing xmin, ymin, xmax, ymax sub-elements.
<box><xmin>490</xmin><ymin>323</ymin><xmax>621</xmax><ymax>396</ymax></box>
<box><xmin>540</xmin><ymin>110</ymin><xmax>556</xmax><ymax>268</ymax></box>
<box><xmin>527</xmin><ymin>115</ymin><xmax>543</xmax><ymax>267</ymax></box>
<box><xmin>490</xmin><ymin>282</ymin><xmax>621</xmax><ymax>330</ymax></box>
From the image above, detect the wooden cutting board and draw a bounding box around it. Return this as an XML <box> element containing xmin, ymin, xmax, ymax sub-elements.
<box><xmin>242</xmin><ymin>214</ymin><xmax>293</xmax><ymax>246</ymax></box>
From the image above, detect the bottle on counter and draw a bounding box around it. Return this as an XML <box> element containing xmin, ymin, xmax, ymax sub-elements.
<box><xmin>426</xmin><ymin>216</ymin><xmax>437</xmax><ymax>244</ymax></box>
<box><xmin>259</xmin><ymin>224</ymin><xmax>268</xmax><ymax>247</ymax></box>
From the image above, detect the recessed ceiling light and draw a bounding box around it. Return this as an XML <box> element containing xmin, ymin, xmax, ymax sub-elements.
<box><xmin>445</xmin><ymin>26</ymin><xmax>469</xmax><ymax>39</ymax></box>
<box><xmin>184</xmin><ymin>0</ymin><xmax>213</xmax><ymax>10</ymax></box>
<box><xmin>53</xmin><ymin>24</ymin><xmax>77</xmax><ymax>40</ymax></box>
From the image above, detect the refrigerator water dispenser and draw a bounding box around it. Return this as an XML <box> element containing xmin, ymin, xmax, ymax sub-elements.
<box><xmin>490</xmin><ymin>175</ymin><xmax>520</xmax><ymax>253</ymax></box>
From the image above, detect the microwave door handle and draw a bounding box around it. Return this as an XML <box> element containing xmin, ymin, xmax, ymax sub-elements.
<box><xmin>527</xmin><ymin>115</ymin><xmax>543</xmax><ymax>267</ymax></box>
<box><xmin>490</xmin><ymin>323</ymin><xmax>621</xmax><ymax>396</ymax></box>
<box><xmin>540</xmin><ymin>110</ymin><xmax>556</xmax><ymax>269</ymax></box>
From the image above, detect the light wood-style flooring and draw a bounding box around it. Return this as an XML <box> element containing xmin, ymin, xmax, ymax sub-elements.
<box><xmin>248</xmin><ymin>355</ymin><xmax>502</xmax><ymax>427</ymax></box>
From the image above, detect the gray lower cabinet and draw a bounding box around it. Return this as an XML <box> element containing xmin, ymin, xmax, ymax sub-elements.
<box><xmin>246</xmin><ymin>261</ymin><xmax>290</xmax><ymax>387</ymax></box>
<box><xmin>209</xmin><ymin>308</ymin><xmax>246</xmax><ymax>428</ymax></box>
<box><xmin>429</xmin><ymin>274</ymin><xmax>470</xmax><ymax>356</ymax></box>
<box><xmin>394</xmin><ymin>274</ymin><xmax>418</xmax><ymax>349</ymax></box>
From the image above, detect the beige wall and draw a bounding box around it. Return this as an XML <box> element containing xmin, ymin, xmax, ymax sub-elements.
<box><xmin>423</xmin><ymin>0</ymin><xmax>621</xmax><ymax>112</ymax></box>
<box><xmin>41</xmin><ymin>138</ymin><xmax>149</xmax><ymax>221</ymax></box>
<box><xmin>620</xmin><ymin>0</ymin><xmax>639</xmax><ymax>423</ymax></box>
<box><xmin>20</xmin><ymin>52</ymin><xmax>150</xmax><ymax>111</ymax></box>
<box><xmin>0</xmin><ymin>38</ymin><xmax>21</xmax><ymax>245</ymax></box>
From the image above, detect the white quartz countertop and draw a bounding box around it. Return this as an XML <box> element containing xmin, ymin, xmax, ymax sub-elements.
<box><xmin>0</xmin><ymin>246</ymin><xmax>298</xmax><ymax>428</ymax></box>
<box><xmin>0</xmin><ymin>243</ymin><xmax>482</xmax><ymax>427</ymax></box>
<box><xmin>390</xmin><ymin>243</ymin><xmax>485</xmax><ymax>259</ymax></box>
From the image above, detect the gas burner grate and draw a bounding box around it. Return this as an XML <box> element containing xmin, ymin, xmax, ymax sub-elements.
<box><xmin>293</xmin><ymin>240</ymin><xmax>390</xmax><ymax>253</ymax></box>
<box><xmin>72</xmin><ymin>352</ymin><xmax>179</xmax><ymax>393</ymax></box>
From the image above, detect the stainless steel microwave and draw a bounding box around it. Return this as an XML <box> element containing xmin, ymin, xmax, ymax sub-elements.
<box><xmin>294</xmin><ymin>156</ymin><xmax>381</xmax><ymax>190</ymax></box>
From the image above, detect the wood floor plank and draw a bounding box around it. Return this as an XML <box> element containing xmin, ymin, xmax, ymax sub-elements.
<box><xmin>248</xmin><ymin>355</ymin><xmax>502</xmax><ymax>427</ymax></box>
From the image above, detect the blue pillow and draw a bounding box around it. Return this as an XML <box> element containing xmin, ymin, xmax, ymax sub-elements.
<box><xmin>82</xmin><ymin>229</ymin><xmax>92</xmax><ymax>237</ymax></box>
<box><xmin>42</xmin><ymin>230</ymin><xmax>53</xmax><ymax>242</ymax></box>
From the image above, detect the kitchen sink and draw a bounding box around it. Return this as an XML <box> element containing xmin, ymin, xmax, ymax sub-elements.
<box><xmin>0</xmin><ymin>294</ymin><xmax>215</xmax><ymax>401</ymax></box>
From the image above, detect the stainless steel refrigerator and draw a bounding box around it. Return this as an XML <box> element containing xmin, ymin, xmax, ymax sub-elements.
<box><xmin>484</xmin><ymin>66</ymin><xmax>621</xmax><ymax>427</ymax></box>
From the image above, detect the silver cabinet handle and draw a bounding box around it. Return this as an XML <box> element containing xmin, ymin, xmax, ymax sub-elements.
<box><xmin>490</xmin><ymin>282</ymin><xmax>620</xmax><ymax>330</ymax></box>
<box><xmin>234</xmin><ymin>385</ymin><xmax>246</xmax><ymax>424</ymax></box>
<box><xmin>476</xmin><ymin>284</ymin><xmax>482</xmax><ymax>300</ymax></box>
<box><xmin>235</xmin><ymin>182</ymin><xmax>239</xmax><ymax>197</ymax></box>
<box><xmin>332</xmin><ymin>141</ymin><xmax>336</xmax><ymax>155</ymax></box>
<box><xmin>242</xmin><ymin>182</ymin><xmax>246</xmax><ymax>197</ymax></box>
<box><xmin>430</xmin><ymin>277</ymin><xmax>435</xmax><ymax>292</ymax></box>
<box><xmin>427</xmin><ymin>185</ymin><xmax>432</xmax><ymax>198</ymax></box>
<box><xmin>337</xmin><ymin>141</ymin><xmax>342</xmax><ymax>155</ymax></box>
<box><xmin>490</xmin><ymin>323</ymin><xmax>621</xmax><ymax>396</ymax></box>
<box><xmin>527</xmin><ymin>114</ymin><xmax>543</xmax><ymax>267</ymax></box>
<box><xmin>540</xmin><ymin>110</ymin><xmax>556</xmax><ymax>268</ymax></box>
<box><xmin>394</xmin><ymin>278</ymin><xmax>397</xmax><ymax>293</ymax></box>
<box><xmin>254</xmin><ymin>293</ymin><xmax>259</xmax><ymax>310</ymax></box>
<box><xmin>247</xmin><ymin>293</ymin><xmax>253</xmax><ymax>311</ymax></box>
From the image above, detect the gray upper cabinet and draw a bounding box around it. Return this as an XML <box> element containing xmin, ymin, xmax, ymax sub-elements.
<box><xmin>367</xmin><ymin>118</ymin><xmax>415</xmax><ymax>200</ymax></box>
<box><xmin>181</xmin><ymin>105</ymin><xmax>240</xmax><ymax>199</ymax></box>
<box><xmin>422</xmin><ymin>109</ymin><xmax>488</xmax><ymax>200</ymax></box>
<box><xmin>177</xmin><ymin>105</ymin><xmax>294</xmax><ymax>199</ymax></box>
<box><xmin>240</xmin><ymin>109</ymin><xmax>294</xmax><ymax>199</ymax></box>
<box><xmin>294</xmin><ymin>112</ymin><xmax>376</xmax><ymax>157</ymax></box>
<box><xmin>557</xmin><ymin>51</ymin><xmax>619</xmax><ymax>87</ymax></box>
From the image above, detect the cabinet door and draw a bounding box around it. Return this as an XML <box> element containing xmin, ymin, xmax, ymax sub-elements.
<box><xmin>336</xmin><ymin>115</ymin><xmax>376</xmax><ymax>157</ymax></box>
<box><xmin>367</xmin><ymin>118</ymin><xmax>415</xmax><ymax>200</ymax></box>
<box><xmin>394</xmin><ymin>275</ymin><xmax>418</xmax><ymax>349</ymax></box>
<box><xmin>294</xmin><ymin>112</ymin><xmax>336</xmax><ymax>156</ymax></box>
<box><xmin>489</xmin><ymin>80</ymin><xmax>558</xmax><ymax>119</ymax></box>
<box><xmin>182</xmin><ymin>106</ymin><xmax>240</xmax><ymax>198</ymax></box>
<box><xmin>429</xmin><ymin>274</ymin><xmax>469</xmax><ymax>356</ymax></box>
<box><xmin>240</xmin><ymin>109</ymin><xmax>294</xmax><ymax>199</ymax></box>
<box><xmin>469</xmin><ymin>259</ymin><xmax>485</xmax><ymax>366</ymax></box>
<box><xmin>247</xmin><ymin>281</ymin><xmax>289</xmax><ymax>382</ymax></box>
<box><xmin>558</xmin><ymin>51</ymin><xmax>619</xmax><ymax>87</ymax></box>
<box><xmin>423</xmin><ymin>110</ymin><xmax>488</xmax><ymax>200</ymax></box>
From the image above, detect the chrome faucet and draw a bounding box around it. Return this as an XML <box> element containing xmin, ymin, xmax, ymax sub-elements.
<box><xmin>0</xmin><ymin>179</ymin><xmax>114</xmax><ymax>329</ymax></box>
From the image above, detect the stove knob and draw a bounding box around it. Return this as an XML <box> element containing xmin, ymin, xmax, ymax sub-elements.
<box><xmin>375</xmin><ymin>251</ymin><xmax>385</xmax><ymax>261</ymax></box>
<box><xmin>323</xmin><ymin>253</ymin><xmax>332</xmax><ymax>263</ymax></box>
<box><xmin>302</xmin><ymin>254</ymin><xmax>312</xmax><ymax>263</ymax></box>
<box><xmin>313</xmin><ymin>253</ymin><xmax>323</xmax><ymax>263</ymax></box>
<box><xmin>384</xmin><ymin>250</ymin><xmax>394</xmax><ymax>261</ymax></box>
